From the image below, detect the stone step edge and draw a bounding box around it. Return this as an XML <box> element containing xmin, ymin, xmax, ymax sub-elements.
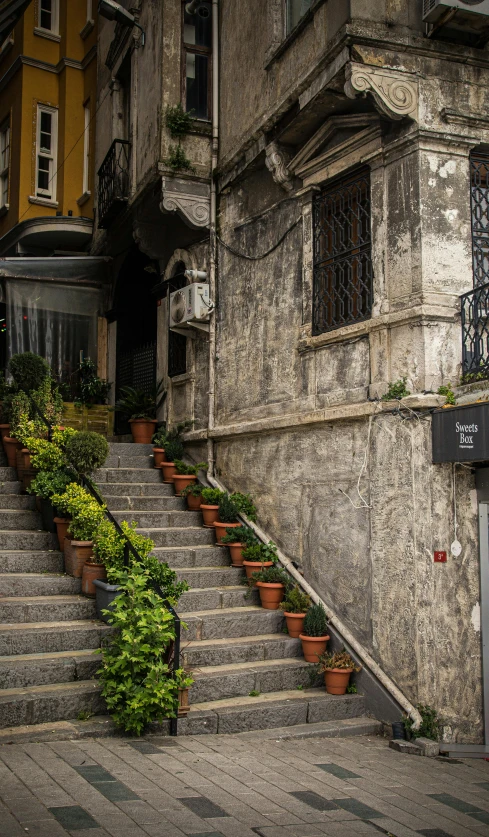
<box><xmin>0</xmin><ymin>716</ymin><xmax>381</xmax><ymax>746</ymax></box>
<box><xmin>188</xmin><ymin>687</ymin><xmax>359</xmax><ymax>712</ymax></box>
<box><xmin>0</xmin><ymin>619</ymin><xmax>111</xmax><ymax>632</ymax></box>
<box><xmin>0</xmin><ymin>649</ymin><xmax>100</xmax><ymax>664</ymax></box>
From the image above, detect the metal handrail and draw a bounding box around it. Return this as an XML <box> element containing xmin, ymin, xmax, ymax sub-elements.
<box><xmin>24</xmin><ymin>394</ymin><xmax>181</xmax><ymax>736</ymax></box>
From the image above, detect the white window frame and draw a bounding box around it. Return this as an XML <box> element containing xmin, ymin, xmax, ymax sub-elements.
<box><xmin>0</xmin><ymin>119</ymin><xmax>10</xmax><ymax>209</ymax></box>
<box><xmin>82</xmin><ymin>102</ymin><xmax>91</xmax><ymax>195</ymax></box>
<box><xmin>35</xmin><ymin>105</ymin><xmax>58</xmax><ymax>201</ymax></box>
<box><xmin>285</xmin><ymin>0</ymin><xmax>312</xmax><ymax>35</ymax></box>
<box><xmin>38</xmin><ymin>0</ymin><xmax>59</xmax><ymax>35</ymax></box>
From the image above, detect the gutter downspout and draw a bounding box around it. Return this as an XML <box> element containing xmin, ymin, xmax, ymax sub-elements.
<box><xmin>207</xmin><ymin>0</ymin><xmax>218</xmax><ymax>486</ymax></box>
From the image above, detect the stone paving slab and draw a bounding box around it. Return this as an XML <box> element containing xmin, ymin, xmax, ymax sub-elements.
<box><xmin>0</xmin><ymin>733</ymin><xmax>489</xmax><ymax>836</ymax></box>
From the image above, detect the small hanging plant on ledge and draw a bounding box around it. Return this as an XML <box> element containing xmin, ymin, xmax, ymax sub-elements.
<box><xmin>164</xmin><ymin>103</ymin><xmax>196</xmax><ymax>174</ymax></box>
<box><xmin>165</xmin><ymin>144</ymin><xmax>196</xmax><ymax>174</ymax></box>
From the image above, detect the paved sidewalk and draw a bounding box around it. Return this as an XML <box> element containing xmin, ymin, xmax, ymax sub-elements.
<box><xmin>0</xmin><ymin>732</ymin><xmax>489</xmax><ymax>837</ymax></box>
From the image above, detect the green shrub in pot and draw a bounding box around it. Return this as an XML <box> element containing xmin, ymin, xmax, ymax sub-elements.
<box><xmin>8</xmin><ymin>352</ymin><xmax>50</xmax><ymax>392</ymax></box>
<box><xmin>173</xmin><ymin>459</ymin><xmax>207</xmax><ymax>475</ymax></box>
<box><xmin>181</xmin><ymin>483</ymin><xmax>204</xmax><ymax>498</ymax></box>
<box><xmin>163</xmin><ymin>439</ymin><xmax>184</xmax><ymax>462</ymax></box>
<box><xmin>230</xmin><ymin>492</ymin><xmax>257</xmax><ymax>522</ymax></box>
<box><xmin>280</xmin><ymin>586</ymin><xmax>311</xmax><ymax>614</ymax></box>
<box><xmin>221</xmin><ymin>525</ymin><xmax>257</xmax><ymax>546</ymax></box>
<box><xmin>200</xmin><ymin>487</ymin><xmax>224</xmax><ymax>505</ymax></box>
<box><xmin>302</xmin><ymin>602</ymin><xmax>328</xmax><ymax>637</ymax></box>
<box><xmin>242</xmin><ymin>541</ymin><xmax>278</xmax><ymax>563</ymax></box>
<box><xmin>65</xmin><ymin>430</ymin><xmax>109</xmax><ymax>476</ymax></box>
<box><xmin>52</xmin><ymin>483</ymin><xmax>106</xmax><ymax>542</ymax></box>
<box><xmin>27</xmin><ymin>468</ymin><xmax>73</xmax><ymax>500</ymax></box>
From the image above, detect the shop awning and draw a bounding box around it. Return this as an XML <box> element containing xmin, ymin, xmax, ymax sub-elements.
<box><xmin>0</xmin><ymin>257</ymin><xmax>111</xmax><ymax>285</ymax></box>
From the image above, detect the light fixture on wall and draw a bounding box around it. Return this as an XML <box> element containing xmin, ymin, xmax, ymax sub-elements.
<box><xmin>98</xmin><ymin>0</ymin><xmax>145</xmax><ymax>45</ymax></box>
<box><xmin>185</xmin><ymin>1</ymin><xmax>211</xmax><ymax>17</ymax></box>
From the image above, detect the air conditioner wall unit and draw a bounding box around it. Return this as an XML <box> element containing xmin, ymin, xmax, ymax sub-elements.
<box><xmin>169</xmin><ymin>283</ymin><xmax>211</xmax><ymax>328</ymax></box>
<box><xmin>423</xmin><ymin>0</ymin><xmax>489</xmax><ymax>24</ymax></box>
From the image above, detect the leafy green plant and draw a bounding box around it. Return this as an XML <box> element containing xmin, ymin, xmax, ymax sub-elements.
<box><xmin>221</xmin><ymin>525</ymin><xmax>257</xmax><ymax>546</ymax></box>
<box><xmin>346</xmin><ymin>683</ymin><xmax>358</xmax><ymax>694</ymax></box>
<box><xmin>114</xmin><ymin>380</ymin><xmax>166</xmax><ymax>421</ymax></box>
<box><xmin>302</xmin><ymin>602</ymin><xmax>328</xmax><ymax>637</ymax></box>
<box><xmin>65</xmin><ymin>431</ymin><xmax>109</xmax><ymax>476</ymax></box>
<box><xmin>8</xmin><ymin>377</ymin><xmax>63</xmax><ymax>441</ymax></box>
<box><xmin>165</xmin><ymin>144</ymin><xmax>196</xmax><ymax>174</ymax></box>
<box><xmin>174</xmin><ymin>460</ymin><xmax>207</xmax><ymax>476</ymax></box>
<box><xmin>230</xmin><ymin>492</ymin><xmax>257</xmax><ymax>522</ymax></box>
<box><xmin>218</xmin><ymin>493</ymin><xmax>240</xmax><ymax>523</ymax></box>
<box><xmin>165</xmin><ymin>102</ymin><xmax>194</xmax><ymax>139</ymax></box>
<box><xmin>242</xmin><ymin>541</ymin><xmax>278</xmax><ymax>563</ymax></box>
<box><xmin>27</xmin><ymin>468</ymin><xmax>73</xmax><ymax>500</ymax></box>
<box><xmin>180</xmin><ymin>483</ymin><xmax>204</xmax><ymax>498</ymax></box>
<box><xmin>51</xmin><ymin>483</ymin><xmax>106</xmax><ymax>542</ymax></box>
<box><xmin>76</xmin><ymin>710</ymin><xmax>93</xmax><ymax>721</ymax></box>
<box><xmin>437</xmin><ymin>383</ymin><xmax>456</xmax><ymax>406</ymax></box>
<box><xmin>317</xmin><ymin>650</ymin><xmax>361</xmax><ymax>672</ymax></box>
<box><xmin>98</xmin><ymin>563</ymin><xmax>192</xmax><ymax>735</ymax></box>
<box><xmin>382</xmin><ymin>377</ymin><xmax>411</xmax><ymax>401</ymax></box>
<box><xmin>8</xmin><ymin>352</ymin><xmax>50</xmax><ymax>392</ymax></box>
<box><xmin>152</xmin><ymin>420</ymin><xmax>193</xmax><ymax>448</ymax></box>
<box><xmin>280</xmin><ymin>585</ymin><xmax>311</xmax><ymax>614</ymax></box>
<box><xmin>201</xmin><ymin>487</ymin><xmax>225</xmax><ymax>505</ymax></box>
<box><xmin>72</xmin><ymin>359</ymin><xmax>111</xmax><ymax>406</ymax></box>
<box><xmin>403</xmin><ymin>704</ymin><xmax>441</xmax><ymax>741</ymax></box>
<box><xmin>248</xmin><ymin>690</ymin><xmax>260</xmax><ymax>697</ymax></box>
<box><xmin>250</xmin><ymin>565</ymin><xmax>291</xmax><ymax>588</ymax></box>
<box><xmin>163</xmin><ymin>439</ymin><xmax>184</xmax><ymax>462</ymax></box>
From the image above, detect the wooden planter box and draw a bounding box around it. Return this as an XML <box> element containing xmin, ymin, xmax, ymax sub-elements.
<box><xmin>62</xmin><ymin>403</ymin><xmax>114</xmax><ymax>438</ymax></box>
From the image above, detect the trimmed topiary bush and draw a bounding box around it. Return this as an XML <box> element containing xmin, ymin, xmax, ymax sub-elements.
<box><xmin>65</xmin><ymin>431</ymin><xmax>109</xmax><ymax>475</ymax></box>
<box><xmin>163</xmin><ymin>439</ymin><xmax>184</xmax><ymax>462</ymax></box>
<box><xmin>9</xmin><ymin>352</ymin><xmax>50</xmax><ymax>392</ymax></box>
<box><xmin>303</xmin><ymin>602</ymin><xmax>328</xmax><ymax>637</ymax></box>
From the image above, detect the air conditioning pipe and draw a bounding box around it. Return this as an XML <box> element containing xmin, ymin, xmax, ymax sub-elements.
<box><xmin>185</xmin><ymin>0</ymin><xmax>203</xmax><ymax>14</ymax></box>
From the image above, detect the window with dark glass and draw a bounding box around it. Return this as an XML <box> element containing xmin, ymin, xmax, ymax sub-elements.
<box><xmin>183</xmin><ymin>2</ymin><xmax>212</xmax><ymax>120</ymax></box>
<box><xmin>312</xmin><ymin>168</ymin><xmax>372</xmax><ymax>335</ymax></box>
<box><xmin>286</xmin><ymin>0</ymin><xmax>312</xmax><ymax>34</ymax></box>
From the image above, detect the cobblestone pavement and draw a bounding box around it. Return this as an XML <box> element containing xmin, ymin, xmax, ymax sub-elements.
<box><xmin>1</xmin><ymin>732</ymin><xmax>489</xmax><ymax>837</ymax></box>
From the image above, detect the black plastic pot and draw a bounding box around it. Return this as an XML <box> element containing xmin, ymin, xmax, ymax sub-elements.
<box><xmin>40</xmin><ymin>498</ymin><xmax>57</xmax><ymax>533</ymax></box>
<box><xmin>392</xmin><ymin>721</ymin><xmax>406</xmax><ymax>740</ymax></box>
<box><xmin>94</xmin><ymin>579</ymin><xmax>121</xmax><ymax>623</ymax></box>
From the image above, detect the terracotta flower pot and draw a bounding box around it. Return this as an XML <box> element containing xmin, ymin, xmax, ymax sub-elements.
<box><xmin>22</xmin><ymin>468</ymin><xmax>37</xmax><ymax>494</ymax></box>
<box><xmin>81</xmin><ymin>561</ymin><xmax>107</xmax><ymax>597</ymax></box>
<box><xmin>256</xmin><ymin>581</ymin><xmax>285</xmax><ymax>610</ymax></box>
<box><xmin>214</xmin><ymin>520</ymin><xmax>240</xmax><ymax>545</ymax></box>
<box><xmin>186</xmin><ymin>492</ymin><xmax>202</xmax><ymax>511</ymax></box>
<box><xmin>0</xmin><ymin>423</ymin><xmax>10</xmax><ymax>445</ymax></box>
<box><xmin>67</xmin><ymin>541</ymin><xmax>94</xmax><ymax>578</ymax></box>
<box><xmin>21</xmin><ymin>449</ymin><xmax>32</xmax><ymax>470</ymax></box>
<box><xmin>173</xmin><ymin>474</ymin><xmax>197</xmax><ymax>496</ymax></box>
<box><xmin>299</xmin><ymin>633</ymin><xmax>330</xmax><ymax>663</ymax></box>
<box><xmin>201</xmin><ymin>504</ymin><xmax>219</xmax><ymax>527</ymax></box>
<box><xmin>228</xmin><ymin>543</ymin><xmax>244</xmax><ymax>567</ymax></box>
<box><xmin>129</xmin><ymin>418</ymin><xmax>158</xmax><ymax>444</ymax></box>
<box><xmin>15</xmin><ymin>449</ymin><xmax>25</xmax><ymax>481</ymax></box>
<box><xmin>54</xmin><ymin>517</ymin><xmax>71</xmax><ymax>553</ymax></box>
<box><xmin>161</xmin><ymin>462</ymin><xmax>177</xmax><ymax>483</ymax></box>
<box><xmin>324</xmin><ymin>668</ymin><xmax>353</xmax><ymax>695</ymax></box>
<box><xmin>153</xmin><ymin>447</ymin><xmax>166</xmax><ymax>468</ymax></box>
<box><xmin>4</xmin><ymin>437</ymin><xmax>23</xmax><ymax>468</ymax></box>
<box><xmin>283</xmin><ymin>612</ymin><xmax>306</xmax><ymax>638</ymax></box>
<box><xmin>243</xmin><ymin>559</ymin><xmax>273</xmax><ymax>580</ymax></box>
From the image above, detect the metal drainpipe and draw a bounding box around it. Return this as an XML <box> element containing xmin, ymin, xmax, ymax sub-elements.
<box><xmin>206</xmin><ymin>0</ymin><xmax>218</xmax><ymax>486</ymax></box>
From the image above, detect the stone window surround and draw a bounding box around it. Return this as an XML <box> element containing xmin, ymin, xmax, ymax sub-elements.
<box><xmin>265</xmin><ymin>0</ymin><xmax>327</xmax><ymax>67</ymax></box>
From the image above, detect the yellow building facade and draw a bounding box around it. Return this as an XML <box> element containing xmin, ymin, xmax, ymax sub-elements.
<box><xmin>0</xmin><ymin>0</ymin><xmax>98</xmax><ymax>255</ymax></box>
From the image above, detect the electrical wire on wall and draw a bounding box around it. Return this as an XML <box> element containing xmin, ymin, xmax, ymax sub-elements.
<box><xmin>217</xmin><ymin>217</ymin><xmax>301</xmax><ymax>261</ymax></box>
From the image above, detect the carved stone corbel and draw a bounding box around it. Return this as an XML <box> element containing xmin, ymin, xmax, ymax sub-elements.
<box><xmin>344</xmin><ymin>63</ymin><xmax>418</xmax><ymax>121</ymax></box>
<box><xmin>265</xmin><ymin>141</ymin><xmax>294</xmax><ymax>192</ymax></box>
<box><xmin>160</xmin><ymin>176</ymin><xmax>210</xmax><ymax>229</ymax></box>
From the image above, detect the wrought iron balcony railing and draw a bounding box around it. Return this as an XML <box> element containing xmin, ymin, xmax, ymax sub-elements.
<box><xmin>97</xmin><ymin>139</ymin><xmax>131</xmax><ymax>229</ymax></box>
<box><xmin>461</xmin><ymin>281</ymin><xmax>489</xmax><ymax>382</ymax></box>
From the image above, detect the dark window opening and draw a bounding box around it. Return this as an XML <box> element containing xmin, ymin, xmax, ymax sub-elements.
<box><xmin>312</xmin><ymin>167</ymin><xmax>372</xmax><ymax>335</ymax></box>
<box><xmin>183</xmin><ymin>1</ymin><xmax>212</xmax><ymax>121</ymax></box>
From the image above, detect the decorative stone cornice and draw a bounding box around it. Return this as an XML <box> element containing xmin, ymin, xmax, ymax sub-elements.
<box><xmin>265</xmin><ymin>141</ymin><xmax>294</xmax><ymax>193</ymax></box>
<box><xmin>160</xmin><ymin>177</ymin><xmax>210</xmax><ymax>230</ymax></box>
<box><xmin>344</xmin><ymin>63</ymin><xmax>418</xmax><ymax>121</ymax></box>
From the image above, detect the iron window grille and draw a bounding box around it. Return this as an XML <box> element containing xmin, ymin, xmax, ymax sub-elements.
<box><xmin>461</xmin><ymin>281</ymin><xmax>489</xmax><ymax>379</ymax></box>
<box><xmin>97</xmin><ymin>139</ymin><xmax>130</xmax><ymax>229</ymax></box>
<box><xmin>470</xmin><ymin>153</ymin><xmax>489</xmax><ymax>288</ymax></box>
<box><xmin>312</xmin><ymin>167</ymin><xmax>373</xmax><ymax>336</ymax></box>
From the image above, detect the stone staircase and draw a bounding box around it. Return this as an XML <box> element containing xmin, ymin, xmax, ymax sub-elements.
<box><xmin>0</xmin><ymin>442</ymin><xmax>380</xmax><ymax>739</ymax></box>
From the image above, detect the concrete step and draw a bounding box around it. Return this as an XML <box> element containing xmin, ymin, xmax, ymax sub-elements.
<box><xmin>113</xmin><ymin>510</ymin><xmax>202</xmax><ymax>529</ymax></box>
<box><xmin>190</xmin><ymin>658</ymin><xmax>316</xmax><ymax>703</ymax></box>
<box><xmin>0</xmin><ymin>574</ymin><xmax>81</xmax><ymax>597</ymax></box>
<box><xmin>153</xmin><ymin>545</ymin><xmax>230</xmax><ymax>568</ymax></box>
<box><xmin>178</xmin><ymin>689</ymin><xmax>367</xmax><ymax>736</ymax></box>
<box><xmin>179</xmin><ymin>585</ymin><xmax>259</xmax><ymax>612</ymax></box>
<box><xmin>0</xmin><ymin>531</ymin><xmax>57</xmax><ymax>550</ymax></box>
<box><xmin>138</xmin><ymin>527</ymin><xmax>214</xmax><ymax>547</ymax></box>
<box><xmin>176</xmin><ymin>566</ymin><xmax>242</xmax><ymax>588</ymax></box>
<box><xmin>0</xmin><ymin>680</ymin><xmax>105</xmax><ymax>728</ymax></box>
<box><xmin>0</xmin><ymin>649</ymin><xmax>101</xmax><ymax>689</ymax></box>
<box><xmin>0</xmin><ymin>620</ymin><xmax>112</xmax><ymax>655</ymax></box>
<box><xmin>0</xmin><ymin>510</ymin><xmax>42</xmax><ymax>530</ymax></box>
<box><xmin>99</xmin><ymin>482</ymin><xmax>174</xmax><ymax>496</ymax></box>
<box><xmin>104</xmin><ymin>455</ymin><xmax>154</xmax><ymax>470</ymax></box>
<box><xmin>182</xmin><ymin>633</ymin><xmax>302</xmax><ymax>668</ymax></box>
<box><xmin>104</xmin><ymin>496</ymin><xmax>185</xmax><ymax>511</ymax></box>
<box><xmin>0</xmin><ymin>467</ymin><xmax>18</xmax><ymax>481</ymax></box>
<box><xmin>95</xmin><ymin>468</ymin><xmax>163</xmax><ymax>484</ymax></box>
<box><xmin>108</xmin><ymin>443</ymin><xmax>153</xmax><ymax>456</ymax></box>
<box><xmin>0</xmin><ymin>495</ymin><xmax>36</xmax><ymax>510</ymax></box>
<box><xmin>181</xmin><ymin>605</ymin><xmax>284</xmax><ymax>641</ymax></box>
<box><xmin>0</xmin><ymin>550</ymin><xmax>64</xmax><ymax>573</ymax></box>
<box><xmin>0</xmin><ymin>596</ymin><xmax>96</xmax><ymax>623</ymax></box>
<box><xmin>0</xmin><ymin>482</ymin><xmax>22</xmax><ymax>495</ymax></box>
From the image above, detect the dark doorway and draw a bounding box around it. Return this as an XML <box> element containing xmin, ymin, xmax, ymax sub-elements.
<box><xmin>114</xmin><ymin>245</ymin><xmax>158</xmax><ymax>434</ymax></box>
<box><xmin>168</xmin><ymin>262</ymin><xmax>187</xmax><ymax>378</ymax></box>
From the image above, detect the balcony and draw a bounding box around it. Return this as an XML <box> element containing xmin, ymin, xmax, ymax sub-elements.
<box><xmin>97</xmin><ymin>139</ymin><xmax>131</xmax><ymax>229</ymax></box>
<box><xmin>461</xmin><ymin>282</ymin><xmax>489</xmax><ymax>383</ymax></box>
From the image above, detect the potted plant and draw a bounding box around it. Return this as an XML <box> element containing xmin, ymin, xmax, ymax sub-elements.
<box><xmin>181</xmin><ymin>482</ymin><xmax>204</xmax><ymax>510</ymax></box>
<box><xmin>64</xmin><ymin>430</ymin><xmax>109</xmax><ymax>476</ymax></box>
<box><xmin>251</xmin><ymin>564</ymin><xmax>291</xmax><ymax>610</ymax></box>
<box><xmin>221</xmin><ymin>525</ymin><xmax>257</xmax><ymax>567</ymax></box>
<box><xmin>299</xmin><ymin>602</ymin><xmax>330</xmax><ymax>662</ymax></box>
<box><xmin>60</xmin><ymin>359</ymin><xmax>113</xmax><ymax>437</ymax></box>
<box><xmin>317</xmin><ymin>650</ymin><xmax>361</xmax><ymax>695</ymax></box>
<box><xmin>200</xmin><ymin>487</ymin><xmax>225</xmax><ymax>527</ymax></box>
<box><xmin>173</xmin><ymin>460</ymin><xmax>207</xmax><ymax>496</ymax></box>
<box><xmin>161</xmin><ymin>439</ymin><xmax>184</xmax><ymax>483</ymax></box>
<box><xmin>114</xmin><ymin>380</ymin><xmax>166</xmax><ymax>444</ymax></box>
<box><xmin>152</xmin><ymin>427</ymin><xmax>168</xmax><ymax>468</ymax></box>
<box><xmin>280</xmin><ymin>586</ymin><xmax>311</xmax><ymax>638</ymax></box>
<box><xmin>53</xmin><ymin>515</ymin><xmax>72</xmax><ymax>553</ymax></box>
<box><xmin>242</xmin><ymin>541</ymin><xmax>278</xmax><ymax>579</ymax></box>
<box><xmin>27</xmin><ymin>469</ymin><xmax>73</xmax><ymax>532</ymax></box>
<box><xmin>228</xmin><ymin>492</ymin><xmax>257</xmax><ymax>522</ymax></box>
<box><xmin>214</xmin><ymin>493</ymin><xmax>240</xmax><ymax>543</ymax></box>
<box><xmin>52</xmin><ymin>483</ymin><xmax>106</xmax><ymax>578</ymax></box>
